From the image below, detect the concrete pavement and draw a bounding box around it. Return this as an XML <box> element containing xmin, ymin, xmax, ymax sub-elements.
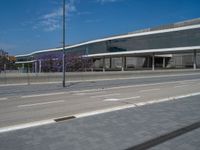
<box><xmin>0</xmin><ymin>69</ymin><xmax>200</xmax><ymax>85</ymax></box>
<box><xmin>149</xmin><ymin>128</ymin><xmax>200</xmax><ymax>150</ymax></box>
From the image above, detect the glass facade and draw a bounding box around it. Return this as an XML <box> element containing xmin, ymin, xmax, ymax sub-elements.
<box><xmin>15</xmin><ymin>19</ymin><xmax>200</xmax><ymax>72</ymax></box>
<box><xmin>66</xmin><ymin>28</ymin><xmax>200</xmax><ymax>56</ymax></box>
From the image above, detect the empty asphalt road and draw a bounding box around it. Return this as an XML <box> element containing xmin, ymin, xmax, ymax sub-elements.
<box><xmin>0</xmin><ymin>70</ymin><xmax>200</xmax><ymax>128</ymax></box>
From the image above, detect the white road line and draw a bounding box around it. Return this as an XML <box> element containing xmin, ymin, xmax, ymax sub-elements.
<box><xmin>0</xmin><ymin>83</ymin><xmax>27</xmax><ymax>87</ymax></box>
<box><xmin>104</xmin><ymin>98</ymin><xmax>120</xmax><ymax>101</ymax></box>
<box><xmin>76</xmin><ymin>92</ymin><xmax>200</xmax><ymax>118</ymax></box>
<box><xmin>174</xmin><ymin>85</ymin><xmax>188</xmax><ymax>88</ymax></box>
<box><xmin>62</xmin><ymin>72</ymin><xmax>200</xmax><ymax>83</ymax></box>
<box><xmin>17</xmin><ymin>100</ymin><xmax>65</xmax><ymax>108</ymax></box>
<box><xmin>16</xmin><ymin>78</ymin><xmax>200</xmax><ymax>99</ymax></box>
<box><xmin>1</xmin><ymin>91</ymin><xmax>200</xmax><ymax>133</ymax></box>
<box><xmin>75</xmin><ymin>104</ymin><xmax>137</xmax><ymax>118</ymax></box>
<box><xmin>135</xmin><ymin>92</ymin><xmax>200</xmax><ymax>106</ymax></box>
<box><xmin>0</xmin><ymin>97</ymin><xmax>8</xmax><ymax>101</ymax></box>
<box><xmin>21</xmin><ymin>92</ymin><xmax>66</xmax><ymax>98</ymax></box>
<box><xmin>139</xmin><ymin>88</ymin><xmax>160</xmax><ymax>93</ymax></box>
<box><xmin>73</xmin><ymin>91</ymin><xmax>106</xmax><ymax>96</ymax></box>
<box><xmin>90</xmin><ymin>93</ymin><xmax>120</xmax><ymax>98</ymax></box>
<box><xmin>103</xmin><ymin>79</ymin><xmax>200</xmax><ymax>91</ymax></box>
<box><xmin>121</xmin><ymin>96</ymin><xmax>141</xmax><ymax>101</ymax></box>
<box><xmin>104</xmin><ymin>96</ymin><xmax>140</xmax><ymax>101</ymax></box>
<box><xmin>0</xmin><ymin>120</ymin><xmax>55</xmax><ymax>133</ymax></box>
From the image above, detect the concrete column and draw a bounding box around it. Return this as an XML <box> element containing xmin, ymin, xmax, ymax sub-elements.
<box><xmin>163</xmin><ymin>57</ymin><xmax>166</xmax><ymax>68</ymax></box>
<box><xmin>22</xmin><ymin>63</ymin><xmax>25</xmax><ymax>73</ymax></box>
<box><xmin>39</xmin><ymin>60</ymin><xmax>42</xmax><ymax>73</ymax></box>
<box><xmin>121</xmin><ymin>56</ymin><xmax>126</xmax><ymax>71</ymax></box>
<box><xmin>152</xmin><ymin>54</ymin><xmax>155</xmax><ymax>71</ymax></box>
<box><xmin>91</xmin><ymin>58</ymin><xmax>94</xmax><ymax>72</ymax></box>
<box><xmin>35</xmin><ymin>61</ymin><xmax>38</xmax><ymax>73</ymax></box>
<box><xmin>110</xmin><ymin>57</ymin><xmax>112</xmax><ymax>69</ymax></box>
<box><xmin>145</xmin><ymin>56</ymin><xmax>150</xmax><ymax>68</ymax></box>
<box><xmin>102</xmin><ymin>57</ymin><xmax>105</xmax><ymax>72</ymax></box>
<box><xmin>32</xmin><ymin>63</ymin><xmax>34</xmax><ymax>73</ymax></box>
<box><xmin>193</xmin><ymin>50</ymin><xmax>197</xmax><ymax>70</ymax></box>
<box><xmin>146</xmin><ymin>56</ymin><xmax>151</xmax><ymax>68</ymax></box>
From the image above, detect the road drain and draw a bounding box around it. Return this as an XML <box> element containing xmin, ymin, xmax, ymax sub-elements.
<box><xmin>54</xmin><ymin>116</ymin><xmax>76</xmax><ymax>122</ymax></box>
<box><xmin>125</xmin><ymin>121</ymin><xmax>200</xmax><ymax>150</ymax></box>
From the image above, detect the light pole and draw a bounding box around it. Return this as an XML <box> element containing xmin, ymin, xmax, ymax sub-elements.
<box><xmin>62</xmin><ymin>0</ymin><xmax>66</xmax><ymax>87</ymax></box>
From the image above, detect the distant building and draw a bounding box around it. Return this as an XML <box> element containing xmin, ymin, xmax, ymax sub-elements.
<box><xmin>15</xmin><ymin>18</ymin><xmax>200</xmax><ymax>72</ymax></box>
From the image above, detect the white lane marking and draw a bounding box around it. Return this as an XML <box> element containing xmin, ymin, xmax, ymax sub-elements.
<box><xmin>16</xmin><ymin>78</ymin><xmax>200</xmax><ymax>99</ymax></box>
<box><xmin>174</xmin><ymin>85</ymin><xmax>188</xmax><ymax>88</ymax></box>
<box><xmin>0</xmin><ymin>97</ymin><xmax>8</xmax><ymax>101</ymax></box>
<box><xmin>75</xmin><ymin>104</ymin><xmax>137</xmax><ymax>118</ymax></box>
<box><xmin>104</xmin><ymin>96</ymin><xmax>140</xmax><ymax>102</ymax></box>
<box><xmin>1</xmin><ymin>91</ymin><xmax>200</xmax><ymax>133</ymax></box>
<box><xmin>76</xmin><ymin>92</ymin><xmax>200</xmax><ymax>118</ymax></box>
<box><xmin>73</xmin><ymin>91</ymin><xmax>106</xmax><ymax>96</ymax></box>
<box><xmin>90</xmin><ymin>93</ymin><xmax>120</xmax><ymax>98</ymax></box>
<box><xmin>0</xmin><ymin>120</ymin><xmax>55</xmax><ymax>133</ymax></box>
<box><xmin>121</xmin><ymin>96</ymin><xmax>141</xmax><ymax>101</ymax></box>
<box><xmin>21</xmin><ymin>92</ymin><xmax>66</xmax><ymax>98</ymax></box>
<box><xmin>102</xmin><ymin>79</ymin><xmax>200</xmax><ymax>91</ymax></box>
<box><xmin>135</xmin><ymin>92</ymin><xmax>200</xmax><ymax>106</ymax></box>
<box><xmin>17</xmin><ymin>100</ymin><xmax>65</xmax><ymax>108</ymax></box>
<box><xmin>178</xmin><ymin>81</ymin><xmax>190</xmax><ymax>84</ymax></box>
<box><xmin>104</xmin><ymin>98</ymin><xmax>120</xmax><ymax>101</ymax></box>
<box><xmin>139</xmin><ymin>88</ymin><xmax>160</xmax><ymax>93</ymax></box>
<box><xmin>0</xmin><ymin>83</ymin><xmax>27</xmax><ymax>87</ymax></box>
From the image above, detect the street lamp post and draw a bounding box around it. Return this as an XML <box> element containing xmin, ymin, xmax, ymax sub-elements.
<box><xmin>62</xmin><ymin>0</ymin><xmax>66</xmax><ymax>87</ymax></box>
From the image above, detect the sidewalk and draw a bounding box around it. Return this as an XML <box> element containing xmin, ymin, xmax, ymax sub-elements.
<box><xmin>0</xmin><ymin>94</ymin><xmax>200</xmax><ymax>150</ymax></box>
<box><xmin>1</xmin><ymin>69</ymin><xmax>200</xmax><ymax>85</ymax></box>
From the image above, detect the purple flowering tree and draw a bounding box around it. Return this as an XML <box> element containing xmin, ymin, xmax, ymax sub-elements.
<box><xmin>34</xmin><ymin>51</ymin><xmax>92</xmax><ymax>72</ymax></box>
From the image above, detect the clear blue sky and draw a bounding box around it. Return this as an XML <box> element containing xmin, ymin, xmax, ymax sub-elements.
<box><xmin>0</xmin><ymin>0</ymin><xmax>200</xmax><ymax>55</ymax></box>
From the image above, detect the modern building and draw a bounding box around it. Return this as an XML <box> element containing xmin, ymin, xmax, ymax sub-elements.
<box><xmin>15</xmin><ymin>18</ymin><xmax>200</xmax><ymax>72</ymax></box>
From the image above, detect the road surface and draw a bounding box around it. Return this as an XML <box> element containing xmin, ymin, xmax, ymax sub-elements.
<box><xmin>0</xmin><ymin>70</ymin><xmax>200</xmax><ymax>128</ymax></box>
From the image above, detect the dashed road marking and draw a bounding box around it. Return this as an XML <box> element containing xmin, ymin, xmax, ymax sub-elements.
<box><xmin>78</xmin><ymin>92</ymin><xmax>200</xmax><ymax>118</ymax></box>
<box><xmin>104</xmin><ymin>98</ymin><xmax>119</xmax><ymax>101</ymax></box>
<box><xmin>0</xmin><ymin>97</ymin><xmax>8</xmax><ymax>101</ymax></box>
<box><xmin>15</xmin><ymin>78</ymin><xmax>200</xmax><ymax>99</ymax></box>
<box><xmin>1</xmin><ymin>92</ymin><xmax>200</xmax><ymax>133</ymax></box>
<box><xmin>104</xmin><ymin>96</ymin><xmax>140</xmax><ymax>102</ymax></box>
<box><xmin>73</xmin><ymin>91</ymin><xmax>106</xmax><ymax>96</ymax></box>
<box><xmin>90</xmin><ymin>93</ymin><xmax>120</xmax><ymax>98</ymax></box>
<box><xmin>139</xmin><ymin>88</ymin><xmax>160</xmax><ymax>93</ymax></box>
<box><xmin>21</xmin><ymin>92</ymin><xmax>66</xmax><ymax>98</ymax></box>
<box><xmin>17</xmin><ymin>100</ymin><xmax>65</xmax><ymax>108</ymax></box>
<box><xmin>174</xmin><ymin>85</ymin><xmax>188</xmax><ymax>88</ymax></box>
